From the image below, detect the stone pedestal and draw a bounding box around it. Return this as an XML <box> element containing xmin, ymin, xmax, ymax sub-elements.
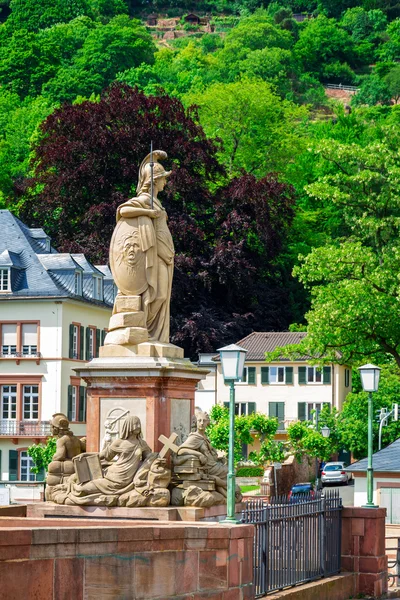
<box><xmin>75</xmin><ymin>355</ymin><xmax>208</xmax><ymax>453</ymax></box>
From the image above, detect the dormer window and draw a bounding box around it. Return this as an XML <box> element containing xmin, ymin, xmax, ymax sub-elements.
<box><xmin>74</xmin><ymin>271</ymin><xmax>82</xmax><ymax>295</ymax></box>
<box><xmin>93</xmin><ymin>276</ymin><xmax>103</xmax><ymax>300</ymax></box>
<box><xmin>0</xmin><ymin>268</ymin><xmax>10</xmax><ymax>291</ymax></box>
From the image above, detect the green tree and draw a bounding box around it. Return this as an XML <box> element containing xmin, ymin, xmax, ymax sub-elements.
<box><xmin>294</xmin><ymin>15</ymin><xmax>355</xmax><ymax>82</ymax></box>
<box><xmin>6</xmin><ymin>0</ymin><xmax>93</xmax><ymax>32</ymax></box>
<box><xmin>337</xmin><ymin>364</ymin><xmax>400</xmax><ymax>459</ymax></box>
<box><xmin>384</xmin><ymin>65</ymin><xmax>400</xmax><ymax>103</ymax></box>
<box><xmin>206</xmin><ymin>405</ymin><xmax>279</xmax><ymax>464</ymax></box>
<box><xmin>352</xmin><ymin>75</ymin><xmax>392</xmax><ymax>106</ymax></box>
<box><xmin>28</xmin><ymin>437</ymin><xmax>56</xmax><ymax>474</ymax></box>
<box><xmin>185</xmin><ymin>78</ymin><xmax>308</xmax><ymax>177</ymax></box>
<box><xmin>268</xmin><ymin>134</ymin><xmax>400</xmax><ymax>368</ymax></box>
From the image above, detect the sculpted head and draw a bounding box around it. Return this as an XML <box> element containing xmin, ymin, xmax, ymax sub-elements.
<box><xmin>121</xmin><ymin>230</ymin><xmax>142</xmax><ymax>267</ymax></box>
<box><xmin>138</xmin><ymin>160</ymin><xmax>171</xmax><ymax>196</ymax></box>
<box><xmin>120</xmin><ymin>415</ymin><xmax>142</xmax><ymax>439</ymax></box>
<box><xmin>195</xmin><ymin>411</ymin><xmax>210</xmax><ymax>434</ymax></box>
<box><xmin>50</xmin><ymin>413</ymin><xmax>70</xmax><ymax>436</ymax></box>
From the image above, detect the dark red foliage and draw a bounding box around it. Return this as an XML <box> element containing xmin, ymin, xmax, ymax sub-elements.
<box><xmin>19</xmin><ymin>83</ymin><xmax>297</xmax><ymax>358</ymax></box>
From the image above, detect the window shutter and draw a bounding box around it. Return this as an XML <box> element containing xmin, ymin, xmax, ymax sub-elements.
<box><xmin>248</xmin><ymin>402</ymin><xmax>256</xmax><ymax>415</ymax></box>
<box><xmin>36</xmin><ymin>468</ymin><xmax>45</xmax><ymax>482</ymax></box>
<box><xmin>95</xmin><ymin>328</ymin><xmax>101</xmax><ymax>357</ymax></box>
<box><xmin>298</xmin><ymin>366</ymin><xmax>307</xmax><ymax>384</ymax></box>
<box><xmin>223</xmin><ymin>402</ymin><xmax>229</xmax><ymax>410</ymax></box>
<box><xmin>277</xmin><ymin>402</ymin><xmax>285</xmax><ymax>430</ymax></box>
<box><xmin>79</xmin><ymin>386</ymin><xmax>86</xmax><ymax>422</ymax></box>
<box><xmin>323</xmin><ymin>366</ymin><xmax>331</xmax><ymax>384</ymax></box>
<box><xmin>9</xmin><ymin>449</ymin><xmax>18</xmax><ymax>481</ymax></box>
<box><xmin>261</xmin><ymin>367</ymin><xmax>269</xmax><ymax>384</ymax></box>
<box><xmin>69</xmin><ymin>324</ymin><xmax>74</xmax><ymax>359</ymax></box>
<box><xmin>269</xmin><ymin>402</ymin><xmax>277</xmax><ymax>418</ymax></box>
<box><xmin>285</xmin><ymin>366</ymin><xmax>293</xmax><ymax>384</ymax></box>
<box><xmin>79</xmin><ymin>326</ymin><xmax>84</xmax><ymax>360</ymax></box>
<box><xmin>298</xmin><ymin>402</ymin><xmax>306</xmax><ymax>421</ymax></box>
<box><xmin>248</xmin><ymin>367</ymin><xmax>256</xmax><ymax>385</ymax></box>
<box><xmin>85</xmin><ymin>327</ymin><xmax>90</xmax><ymax>361</ymax></box>
<box><xmin>67</xmin><ymin>385</ymin><xmax>73</xmax><ymax>421</ymax></box>
<box><xmin>101</xmin><ymin>329</ymin><xmax>106</xmax><ymax>345</ymax></box>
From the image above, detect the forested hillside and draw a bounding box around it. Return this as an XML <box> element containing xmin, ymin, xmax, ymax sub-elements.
<box><xmin>2</xmin><ymin>0</ymin><xmax>400</xmax><ymax>359</ymax></box>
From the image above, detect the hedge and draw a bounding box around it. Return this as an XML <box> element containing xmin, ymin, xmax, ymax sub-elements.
<box><xmin>236</xmin><ymin>466</ymin><xmax>264</xmax><ymax>477</ymax></box>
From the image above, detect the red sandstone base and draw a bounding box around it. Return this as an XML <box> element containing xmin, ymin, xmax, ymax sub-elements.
<box><xmin>0</xmin><ymin>517</ymin><xmax>254</xmax><ymax>600</ymax></box>
<box><xmin>76</xmin><ymin>357</ymin><xmax>208</xmax><ymax>452</ymax></box>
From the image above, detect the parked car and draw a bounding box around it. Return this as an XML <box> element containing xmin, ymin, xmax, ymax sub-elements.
<box><xmin>321</xmin><ymin>462</ymin><xmax>351</xmax><ymax>486</ymax></box>
<box><xmin>288</xmin><ymin>482</ymin><xmax>315</xmax><ymax>503</ymax></box>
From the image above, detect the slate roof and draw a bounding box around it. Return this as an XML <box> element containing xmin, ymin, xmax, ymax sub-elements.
<box><xmin>346</xmin><ymin>437</ymin><xmax>400</xmax><ymax>473</ymax></box>
<box><xmin>234</xmin><ymin>331</ymin><xmax>308</xmax><ymax>361</ymax></box>
<box><xmin>0</xmin><ymin>210</ymin><xmax>113</xmax><ymax>307</ymax></box>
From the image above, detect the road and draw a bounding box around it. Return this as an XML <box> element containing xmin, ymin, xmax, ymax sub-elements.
<box><xmin>323</xmin><ymin>480</ymin><xmax>354</xmax><ymax>506</ymax></box>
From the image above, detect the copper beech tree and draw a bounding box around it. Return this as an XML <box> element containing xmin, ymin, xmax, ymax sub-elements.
<box><xmin>20</xmin><ymin>83</ymin><xmax>296</xmax><ymax>356</ymax></box>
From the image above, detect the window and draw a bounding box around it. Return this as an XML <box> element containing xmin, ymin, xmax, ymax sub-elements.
<box><xmin>68</xmin><ymin>384</ymin><xmax>87</xmax><ymax>422</ymax></box>
<box><xmin>2</xmin><ymin>323</ymin><xmax>17</xmax><ymax>356</ymax></box>
<box><xmin>224</xmin><ymin>402</ymin><xmax>256</xmax><ymax>416</ymax></box>
<box><xmin>298</xmin><ymin>366</ymin><xmax>331</xmax><ymax>385</ymax></box>
<box><xmin>261</xmin><ymin>366</ymin><xmax>293</xmax><ymax>385</ymax></box>
<box><xmin>89</xmin><ymin>328</ymin><xmax>94</xmax><ymax>359</ymax></box>
<box><xmin>270</xmin><ymin>366</ymin><xmax>286</xmax><ymax>384</ymax></box>
<box><xmin>20</xmin><ymin>451</ymin><xmax>36</xmax><ymax>482</ymax></box>
<box><xmin>1</xmin><ymin>385</ymin><xmax>16</xmax><ymax>419</ymax></box>
<box><xmin>21</xmin><ymin>323</ymin><xmax>38</xmax><ymax>356</ymax></box>
<box><xmin>0</xmin><ymin>268</ymin><xmax>10</xmax><ymax>291</ymax></box>
<box><xmin>23</xmin><ymin>385</ymin><xmax>39</xmax><ymax>419</ymax></box>
<box><xmin>298</xmin><ymin>402</ymin><xmax>330</xmax><ymax>422</ymax></box>
<box><xmin>1</xmin><ymin>322</ymin><xmax>39</xmax><ymax>358</ymax></box>
<box><xmin>70</xmin><ymin>386</ymin><xmax>77</xmax><ymax>422</ymax></box>
<box><xmin>74</xmin><ymin>271</ymin><xmax>82</xmax><ymax>295</ymax></box>
<box><xmin>307</xmin><ymin>366</ymin><xmax>322</xmax><ymax>383</ymax></box>
<box><xmin>93</xmin><ymin>276</ymin><xmax>103</xmax><ymax>300</ymax></box>
<box><xmin>238</xmin><ymin>366</ymin><xmax>256</xmax><ymax>384</ymax></box>
<box><xmin>269</xmin><ymin>402</ymin><xmax>285</xmax><ymax>430</ymax></box>
<box><xmin>72</xmin><ymin>325</ymin><xmax>78</xmax><ymax>358</ymax></box>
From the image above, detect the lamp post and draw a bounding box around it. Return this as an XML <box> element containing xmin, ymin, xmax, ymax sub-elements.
<box><xmin>315</xmin><ymin>417</ymin><xmax>330</xmax><ymax>490</ymax></box>
<box><xmin>218</xmin><ymin>343</ymin><xmax>247</xmax><ymax>524</ymax></box>
<box><xmin>358</xmin><ymin>363</ymin><xmax>381</xmax><ymax>508</ymax></box>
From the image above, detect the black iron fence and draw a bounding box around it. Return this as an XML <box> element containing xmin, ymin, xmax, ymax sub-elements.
<box><xmin>386</xmin><ymin>537</ymin><xmax>400</xmax><ymax>589</ymax></box>
<box><xmin>242</xmin><ymin>490</ymin><xmax>342</xmax><ymax>597</ymax></box>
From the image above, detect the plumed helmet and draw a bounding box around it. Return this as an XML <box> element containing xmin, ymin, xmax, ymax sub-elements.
<box><xmin>136</xmin><ymin>150</ymin><xmax>172</xmax><ymax>195</ymax></box>
<box><xmin>51</xmin><ymin>413</ymin><xmax>69</xmax><ymax>430</ymax></box>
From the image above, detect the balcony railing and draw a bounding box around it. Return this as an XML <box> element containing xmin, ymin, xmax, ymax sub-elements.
<box><xmin>0</xmin><ymin>420</ymin><xmax>51</xmax><ymax>436</ymax></box>
<box><xmin>0</xmin><ymin>352</ymin><xmax>42</xmax><ymax>359</ymax></box>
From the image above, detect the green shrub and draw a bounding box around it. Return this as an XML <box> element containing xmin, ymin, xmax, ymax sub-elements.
<box><xmin>236</xmin><ymin>466</ymin><xmax>264</xmax><ymax>477</ymax></box>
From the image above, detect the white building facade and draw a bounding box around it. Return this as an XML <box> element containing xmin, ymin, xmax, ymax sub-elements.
<box><xmin>0</xmin><ymin>211</ymin><xmax>114</xmax><ymax>484</ymax></box>
<box><xmin>196</xmin><ymin>332</ymin><xmax>352</xmax><ymax>431</ymax></box>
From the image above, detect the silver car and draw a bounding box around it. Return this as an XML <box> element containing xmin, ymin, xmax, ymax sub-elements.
<box><xmin>321</xmin><ymin>462</ymin><xmax>351</xmax><ymax>486</ymax></box>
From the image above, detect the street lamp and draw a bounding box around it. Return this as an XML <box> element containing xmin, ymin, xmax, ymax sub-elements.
<box><xmin>358</xmin><ymin>363</ymin><xmax>381</xmax><ymax>508</ymax></box>
<box><xmin>315</xmin><ymin>417</ymin><xmax>330</xmax><ymax>490</ymax></box>
<box><xmin>218</xmin><ymin>343</ymin><xmax>248</xmax><ymax>523</ymax></box>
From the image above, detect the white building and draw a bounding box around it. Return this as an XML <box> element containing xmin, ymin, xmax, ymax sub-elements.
<box><xmin>347</xmin><ymin>438</ymin><xmax>400</xmax><ymax>523</ymax></box>
<box><xmin>0</xmin><ymin>210</ymin><xmax>114</xmax><ymax>484</ymax></box>
<box><xmin>196</xmin><ymin>331</ymin><xmax>352</xmax><ymax>431</ymax></box>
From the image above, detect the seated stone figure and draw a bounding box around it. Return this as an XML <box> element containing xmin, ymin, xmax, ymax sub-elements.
<box><xmin>52</xmin><ymin>416</ymin><xmax>171</xmax><ymax>507</ymax></box>
<box><xmin>171</xmin><ymin>411</ymin><xmax>242</xmax><ymax>507</ymax></box>
<box><xmin>45</xmin><ymin>413</ymin><xmax>86</xmax><ymax>501</ymax></box>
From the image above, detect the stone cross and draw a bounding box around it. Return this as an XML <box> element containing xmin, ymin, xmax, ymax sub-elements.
<box><xmin>158</xmin><ymin>432</ymin><xmax>179</xmax><ymax>458</ymax></box>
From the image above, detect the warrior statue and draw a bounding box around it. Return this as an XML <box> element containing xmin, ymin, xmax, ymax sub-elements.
<box><xmin>105</xmin><ymin>150</ymin><xmax>175</xmax><ymax>350</ymax></box>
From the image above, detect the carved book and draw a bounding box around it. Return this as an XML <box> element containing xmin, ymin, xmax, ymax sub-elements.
<box><xmin>73</xmin><ymin>454</ymin><xmax>103</xmax><ymax>483</ymax></box>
